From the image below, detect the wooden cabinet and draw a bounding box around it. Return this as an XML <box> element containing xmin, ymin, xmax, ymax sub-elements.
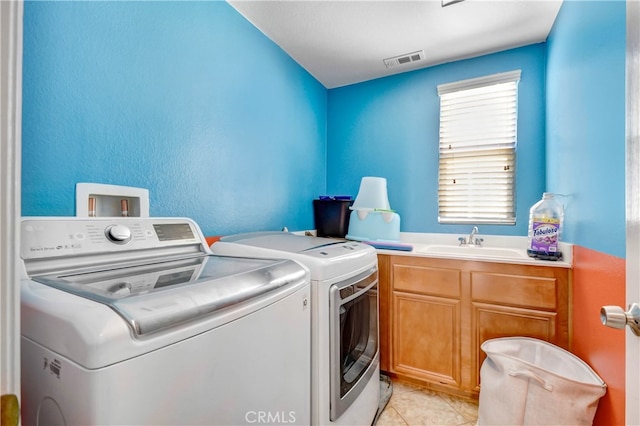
<box><xmin>378</xmin><ymin>254</ymin><xmax>571</xmax><ymax>399</ymax></box>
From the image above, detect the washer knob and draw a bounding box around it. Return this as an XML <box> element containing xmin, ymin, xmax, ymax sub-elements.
<box><xmin>105</xmin><ymin>224</ymin><xmax>132</xmax><ymax>243</ymax></box>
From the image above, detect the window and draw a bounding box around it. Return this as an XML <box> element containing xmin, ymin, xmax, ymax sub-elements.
<box><xmin>437</xmin><ymin>70</ymin><xmax>520</xmax><ymax>225</ymax></box>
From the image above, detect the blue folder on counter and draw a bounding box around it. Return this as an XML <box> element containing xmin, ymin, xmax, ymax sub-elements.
<box><xmin>362</xmin><ymin>241</ymin><xmax>413</xmax><ymax>251</ymax></box>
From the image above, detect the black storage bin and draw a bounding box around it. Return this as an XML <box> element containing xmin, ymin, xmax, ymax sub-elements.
<box><xmin>313</xmin><ymin>198</ymin><xmax>353</xmax><ymax>238</ymax></box>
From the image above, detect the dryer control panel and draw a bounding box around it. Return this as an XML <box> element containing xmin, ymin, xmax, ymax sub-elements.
<box><xmin>298</xmin><ymin>240</ymin><xmax>367</xmax><ymax>260</ymax></box>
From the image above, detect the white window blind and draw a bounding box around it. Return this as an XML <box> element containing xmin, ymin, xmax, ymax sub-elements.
<box><xmin>437</xmin><ymin>70</ymin><xmax>521</xmax><ymax>224</ymax></box>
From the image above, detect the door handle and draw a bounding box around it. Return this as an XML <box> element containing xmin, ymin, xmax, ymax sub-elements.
<box><xmin>601</xmin><ymin>303</ymin><xmax>640</xmax><ymax>336</ymax></box>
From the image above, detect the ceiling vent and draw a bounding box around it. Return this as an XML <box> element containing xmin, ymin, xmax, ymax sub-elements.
<box><xmin>383</xmin><ymin>50</ymin><xmax>425</xmax><ymax>69</ymax></box>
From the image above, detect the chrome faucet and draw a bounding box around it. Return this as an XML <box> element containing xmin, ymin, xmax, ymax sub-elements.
<box><xmin>468</xmin><ymin>226</ymin><xmax>479</xmax><ymax>244</ymax></box>
<box><xmin>458</xmin><ymin>226</ymin><xmax>483</xmax><ymax>246</ymax></box>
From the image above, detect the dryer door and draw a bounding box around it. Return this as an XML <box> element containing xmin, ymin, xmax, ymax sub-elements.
<box><xmin>329</xmin><ymin>267</ymin><xmax>379</xmax><ymax>421</ymax></box>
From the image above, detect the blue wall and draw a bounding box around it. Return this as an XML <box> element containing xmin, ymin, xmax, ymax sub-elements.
<box><xmin>22</xmin><ymin>1</ymin><xmax>628</xmax><ymax>258</ymax></box>
<box><xmin>21</xmin><ymin>1</ymin><xmax>327</xmax><ymax>236</ymax></box>
<box><xmin>326</xmin><ymin>45</ymin><xmax>547</xmax><ymax>237</ymax></box>
<box><xmin>546</xmin><ymin>0</ymin><xmax>626</xmax><ymax>258</ymax></box>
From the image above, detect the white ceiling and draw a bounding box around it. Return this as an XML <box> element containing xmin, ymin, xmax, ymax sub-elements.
<box><xmin>228</xmin><ymin>0</ymin><xmax>563</xmax><ymax>89</ymax></box>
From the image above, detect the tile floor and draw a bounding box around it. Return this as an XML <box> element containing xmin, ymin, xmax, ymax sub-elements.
<box><xmin>375</xmin><ymin>379</ymin><xmax>479</xmax><ymax>426</ymax></box>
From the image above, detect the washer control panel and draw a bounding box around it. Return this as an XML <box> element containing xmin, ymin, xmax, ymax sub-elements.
<box><xmin>21</xmin><ymin>217</ymin><xmax>202</xmax><ymax>261</ymax></box>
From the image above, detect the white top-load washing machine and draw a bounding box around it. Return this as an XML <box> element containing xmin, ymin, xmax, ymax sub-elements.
<box><xmin>211</xmin><ymin>232</ymin><xmax>380</xmax><ymax>426</ymax></box>
<box><xmin>20</xmin><ymin>217</ymin><xmax>311</xmax><ymax>426</ymax></box>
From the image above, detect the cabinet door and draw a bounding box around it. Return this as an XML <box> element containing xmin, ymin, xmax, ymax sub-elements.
<box><xmin>392</xmin><ymin>292</ymin><xmax>461</xmax><ymax>388</ymax></box>
<box><xmin>390</xmin><ymin>258</ymin><xmax>464</xmax><ymax>390</ymax></box>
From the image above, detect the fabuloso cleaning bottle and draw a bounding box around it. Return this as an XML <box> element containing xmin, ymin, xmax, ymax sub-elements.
<box><xmin>527</xmin><ymin>193</ymin><xmax>564</xmax><ymax>260</ymax></box>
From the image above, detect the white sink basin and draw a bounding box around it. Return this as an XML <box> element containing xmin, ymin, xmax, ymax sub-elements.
<box><xmin>415</xmin><ymin>244</ymin><xmax>529</xmax><ymax>260</ymax></box>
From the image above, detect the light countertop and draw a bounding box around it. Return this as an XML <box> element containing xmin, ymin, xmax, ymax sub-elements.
<box><xmin>372</xmin><ymin>232</ymin><xmax>572</xmax><ymax>268</ymax></box>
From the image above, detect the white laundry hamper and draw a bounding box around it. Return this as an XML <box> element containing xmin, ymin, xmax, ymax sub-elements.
<box><xmin>478</xmin><ymin>337</ymin><xmax>606</xmax><ymax>426</ymax></box>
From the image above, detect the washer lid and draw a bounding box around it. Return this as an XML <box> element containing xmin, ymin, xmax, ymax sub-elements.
<box><xmin>32</xmin><ymin>254</ymin><xmax>307</xmax><ymax>336</ymax></box>
<box><xmin>220</xmin><ymin>231</ymin><xmax>342</xmax><ymax>253</ymax></box>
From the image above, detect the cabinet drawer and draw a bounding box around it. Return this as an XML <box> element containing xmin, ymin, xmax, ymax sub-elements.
<box><xmin>471</xmin><ymin>271</ymin><xmax>557</xmax><ymax>310</ymax></box>
<box><xmin>393</xmin><ymin>264</ymin><xmax>461</xmax><ymax>298</ymax></box>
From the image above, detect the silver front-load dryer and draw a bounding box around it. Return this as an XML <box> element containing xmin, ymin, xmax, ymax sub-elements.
<box><xmin>211</xmin><ymin>232</ymin><xmax>380</xmax><ymax>426</ymax></box>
